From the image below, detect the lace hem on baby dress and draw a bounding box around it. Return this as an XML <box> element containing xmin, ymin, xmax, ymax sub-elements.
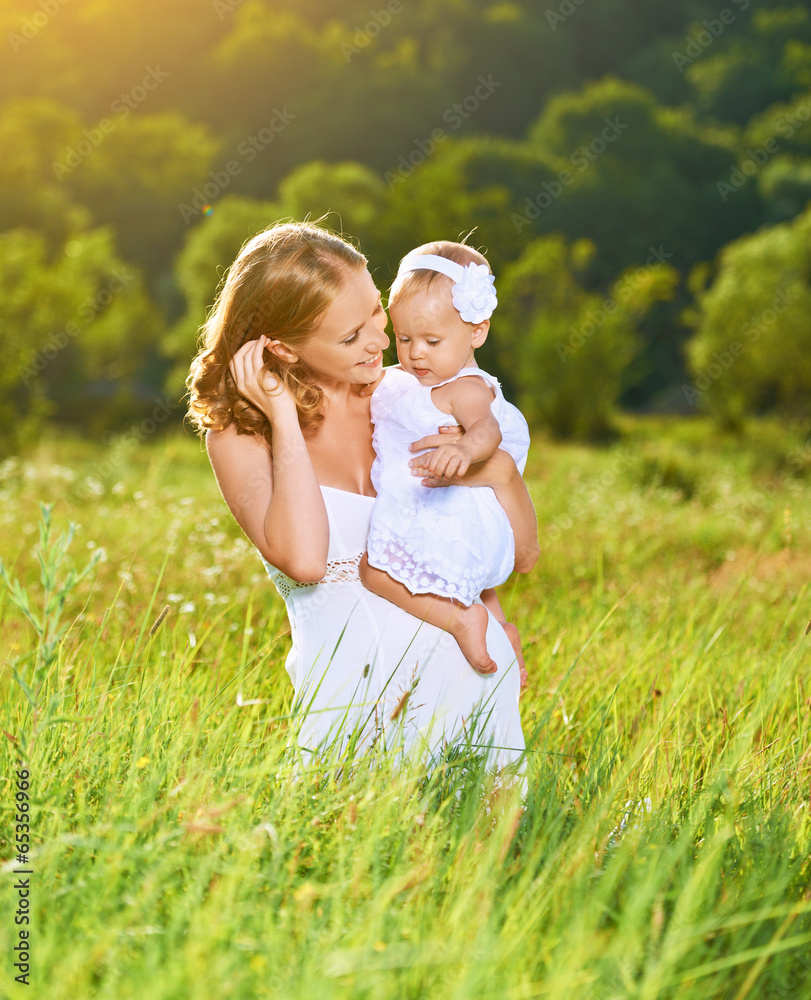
<box><xmin>272</xmin><ymin>552</ymin><xmax>364</xmax><ymax>600</ymax></box>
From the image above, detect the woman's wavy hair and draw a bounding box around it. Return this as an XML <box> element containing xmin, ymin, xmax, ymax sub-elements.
<box><xmin>186</xmin><ymin>220</ymin><xmax>367</xmax><ymax>447</ymax></box>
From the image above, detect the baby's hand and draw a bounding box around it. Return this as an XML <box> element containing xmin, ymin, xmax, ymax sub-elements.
<box><xmin>421</xmin><ymin>442</ymin><xmax>472</xmax><ymax>479</ymax></box>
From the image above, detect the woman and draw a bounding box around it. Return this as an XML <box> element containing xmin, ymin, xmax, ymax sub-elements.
<box><xmin>187</xmin><ymin>222</ymin><xmax>539</xmax><ymax>771</ymax></box>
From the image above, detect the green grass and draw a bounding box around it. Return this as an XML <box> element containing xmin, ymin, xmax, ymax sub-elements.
<box><xmin>1</xmin><ymin>416</ymin><xmax>811</xmax><ymax>1000</ymax></box>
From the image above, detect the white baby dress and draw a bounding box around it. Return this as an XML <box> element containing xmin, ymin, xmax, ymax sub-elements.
<box><xmin>367</xmin><ymin>366</ymin><xmax>530</xmax><ymax>606</ymax></box>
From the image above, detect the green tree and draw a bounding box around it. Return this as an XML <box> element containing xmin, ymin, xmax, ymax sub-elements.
<box><xmin>526</xmin><ymin>76</ymin><xmax>751</xmax><ymax>279</ymax></box>
<box><xmin>275</xmin><ymin>161</ymin><xmax>388</xmax><ymax>269</ymax></box>
<box><xmin>757</xmin><ymin>156</ymin><xmax>811</xmax><ymax>223</ymax></box>
<box><xmin>380</xmin><ymin>137</ymin><xmax>524</xmax><ymax>279</ymax></box>
<box><xmin>0</xmin><ymin>99</ymin><xmax>218</xmax><ymax>313</ymax></box>
<box><xmin>0</xmin><ymin>99</ymin><xmax>90</xmax><ymax>249</ymax></box>
<box><xmin>744</xmin><ymin>89</ymin><xmax>811</xmax><ymax>161</ymax></box>
<box><xmin>62</xmin><ymin>112</ymin><xmax>220</xmax><ymax>300</ymax></box>
<box><xmin>685</xmin><ymin>203</ymin><xmax>811</xmax><ymax>428</ymax></box>
<box><xmin>1</xmin><ymin>227</ymin><xmax>163</xmax><ymax>454</ymax></box>
<box><xmin>0</xmin><ymin>0</ymin><xmax>230</xmax><ymax>119</ymax></box>
<box><xmin>686</xmin><ymin>5</ymin><xmax>811</xmax><ymax>126</ymax></box>
<box><xmin>495</xmin><ymin>235</ymin><xmax>679</xmax><ymax>439</ymax></box>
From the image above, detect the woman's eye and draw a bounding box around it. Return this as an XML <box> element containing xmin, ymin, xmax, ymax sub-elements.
<box><xmin>344</xmin><ymin>331</ymin><xmax>360</xmax><ymax>345</ymax></box>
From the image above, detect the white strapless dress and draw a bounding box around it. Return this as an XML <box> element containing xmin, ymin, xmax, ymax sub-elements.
<box><xmin>261</xmin><ymin>485</ymin><xmax>525</xmax><ymax>773</ymax></box>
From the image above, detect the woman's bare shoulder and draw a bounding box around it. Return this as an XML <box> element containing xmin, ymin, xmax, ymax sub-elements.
<box><xmin>206</xmin><ymin>423</ymin><xmax>269</xmax><ymax>459</ymax></box>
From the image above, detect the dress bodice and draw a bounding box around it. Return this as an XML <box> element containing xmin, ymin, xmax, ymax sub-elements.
<box><xmin>261</xmin><ymin>485</ymin><xmax>374</xmax><ymax>600</ymax></box>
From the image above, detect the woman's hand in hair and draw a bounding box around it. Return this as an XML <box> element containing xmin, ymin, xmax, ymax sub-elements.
<box><xmin>229</xmin><ymin>336</ymin><xmax>299</xmax><ymax>425</ymax></box>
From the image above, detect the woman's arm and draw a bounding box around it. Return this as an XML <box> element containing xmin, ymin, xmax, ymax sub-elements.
<box><xmin>409</xmin><ymin>428</ymin><xmax>540</xmax><ymax>574</ymax></box>
<box><xmin>206</xmin><ymin>337</ymin><xmax>329</xmax><ymax>583</ymax></box>
<box><xmin>486</xmin><ymin>453</ymin><xmax>540</xmax><ymax>574</ymax></box>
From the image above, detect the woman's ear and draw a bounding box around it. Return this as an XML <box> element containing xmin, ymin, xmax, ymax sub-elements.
<box><xmin>471</xmin><ymin>320</ymin><xmax>490</xmax><ymax>347</ymax></box>
<box><xmin>265</xmin><ymin>338</ymin><xmax>299</xmax><ymax>365</ymax></box>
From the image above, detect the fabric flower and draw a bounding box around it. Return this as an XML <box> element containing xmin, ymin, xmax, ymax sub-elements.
<box><xmin>451</xmin><ymin>263</ymin><xmax>498</xmax><ymax>323</ymax></box>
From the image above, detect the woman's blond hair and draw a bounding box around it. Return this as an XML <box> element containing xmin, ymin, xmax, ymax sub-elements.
<box><xmin>186</xmin><ymin>221</ymin><xmax>366</xmax><ymax>447</ymax></box>
<box><xmin>388</xmin><ymin>239</ymin><xmax>490</xmax><ymax>312</ymax></box>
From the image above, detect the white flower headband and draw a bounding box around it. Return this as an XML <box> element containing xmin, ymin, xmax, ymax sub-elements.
<box><xmin>396</xmin><ymin>252</ymin><xmax>497</xmax><ymax>324</ymax></box>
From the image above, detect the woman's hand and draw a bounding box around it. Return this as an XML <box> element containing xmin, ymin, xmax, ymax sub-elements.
<box><xmin>229</xmin><ymin>335</ymin><xmax>298</xmax><ymax>425</ymax></box>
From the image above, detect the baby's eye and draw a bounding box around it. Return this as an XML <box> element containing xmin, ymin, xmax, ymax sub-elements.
<box><xmin>397</xmin><ymin>336</ymin><xmax>410</xmax><ymax>344</ymax></box>
<box><xmin>426</xmin><ymin>340</ymin><xmax>440</xmax><ymax>346</ymax></box>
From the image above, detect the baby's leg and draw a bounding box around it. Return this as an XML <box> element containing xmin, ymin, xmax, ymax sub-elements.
<box><xmin>359</xmin><ymin>554</ymin><xmax>497</xmax><ymax>674</ymax></box>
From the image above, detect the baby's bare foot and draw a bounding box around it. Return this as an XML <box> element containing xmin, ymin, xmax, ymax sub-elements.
<box><xmin>451</xmin><ymin>603</ymin><xmax>497</xmax><ymax>675</ymax></box>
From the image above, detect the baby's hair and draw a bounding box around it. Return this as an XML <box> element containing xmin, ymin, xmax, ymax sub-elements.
<box><xmin>388</xmin><ymin>240</ymin><xmax>490</xmax><ymax>315</ymax></box>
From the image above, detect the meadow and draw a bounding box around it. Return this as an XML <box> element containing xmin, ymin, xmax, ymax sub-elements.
<box><xmin>1</xmin><ymin>417</ymin><xmax>810</xmax><ymax>1000</ymax></box>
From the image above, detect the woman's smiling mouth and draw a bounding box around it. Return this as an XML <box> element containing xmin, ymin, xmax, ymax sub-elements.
<box><xmin>357</xmin><ymin>353</ymin><xmax>382</xmax><ymax>367</ymax></box>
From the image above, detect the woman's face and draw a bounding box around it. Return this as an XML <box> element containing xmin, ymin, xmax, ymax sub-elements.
<box><xmin>289</xmin><ymin>265</ymin><xmax>389</xmax><ymax>386</ymax></box>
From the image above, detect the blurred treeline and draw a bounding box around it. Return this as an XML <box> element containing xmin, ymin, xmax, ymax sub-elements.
<box><xmin>2</xmin><ymin>0</ymin><xmax>811</xmax><ymax>454</ymax></box>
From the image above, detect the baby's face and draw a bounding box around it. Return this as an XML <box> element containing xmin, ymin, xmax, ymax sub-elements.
<box><xmin>389</xmin><ymin>288</ymin><xmax>483</xmax><ymax>386</ymax></box>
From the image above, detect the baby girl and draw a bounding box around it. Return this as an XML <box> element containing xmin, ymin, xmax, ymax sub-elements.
<box><xmin>359</xmin><ymin>241</ymin><xmax>530</xmax><ymax>674</ymax></box>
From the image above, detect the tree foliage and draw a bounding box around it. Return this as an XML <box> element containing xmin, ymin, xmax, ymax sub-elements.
<box><xmin>1</xmin><ymin>0</ymin><xmax>811</xmax><ymax>452</ymax></box>
<box><xmin>494</xmin><ymin>236</ymin><xmax>680</xmax><ymax>438</ymax></box>
<box><xmin>685</xmin><ymin>202</ymin><xmax>811</xmax><ymax>427</ymax></box>
<box><xmin>0</xmin><ymin>228</ymin><xmax>162</xmax><ymax>453</ymax></box>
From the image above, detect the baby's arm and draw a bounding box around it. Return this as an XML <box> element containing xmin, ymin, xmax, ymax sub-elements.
<box><xmin>421</xmin><ymin>377</ymin><xmax>501</xmax><ymax>479</ymax></box>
